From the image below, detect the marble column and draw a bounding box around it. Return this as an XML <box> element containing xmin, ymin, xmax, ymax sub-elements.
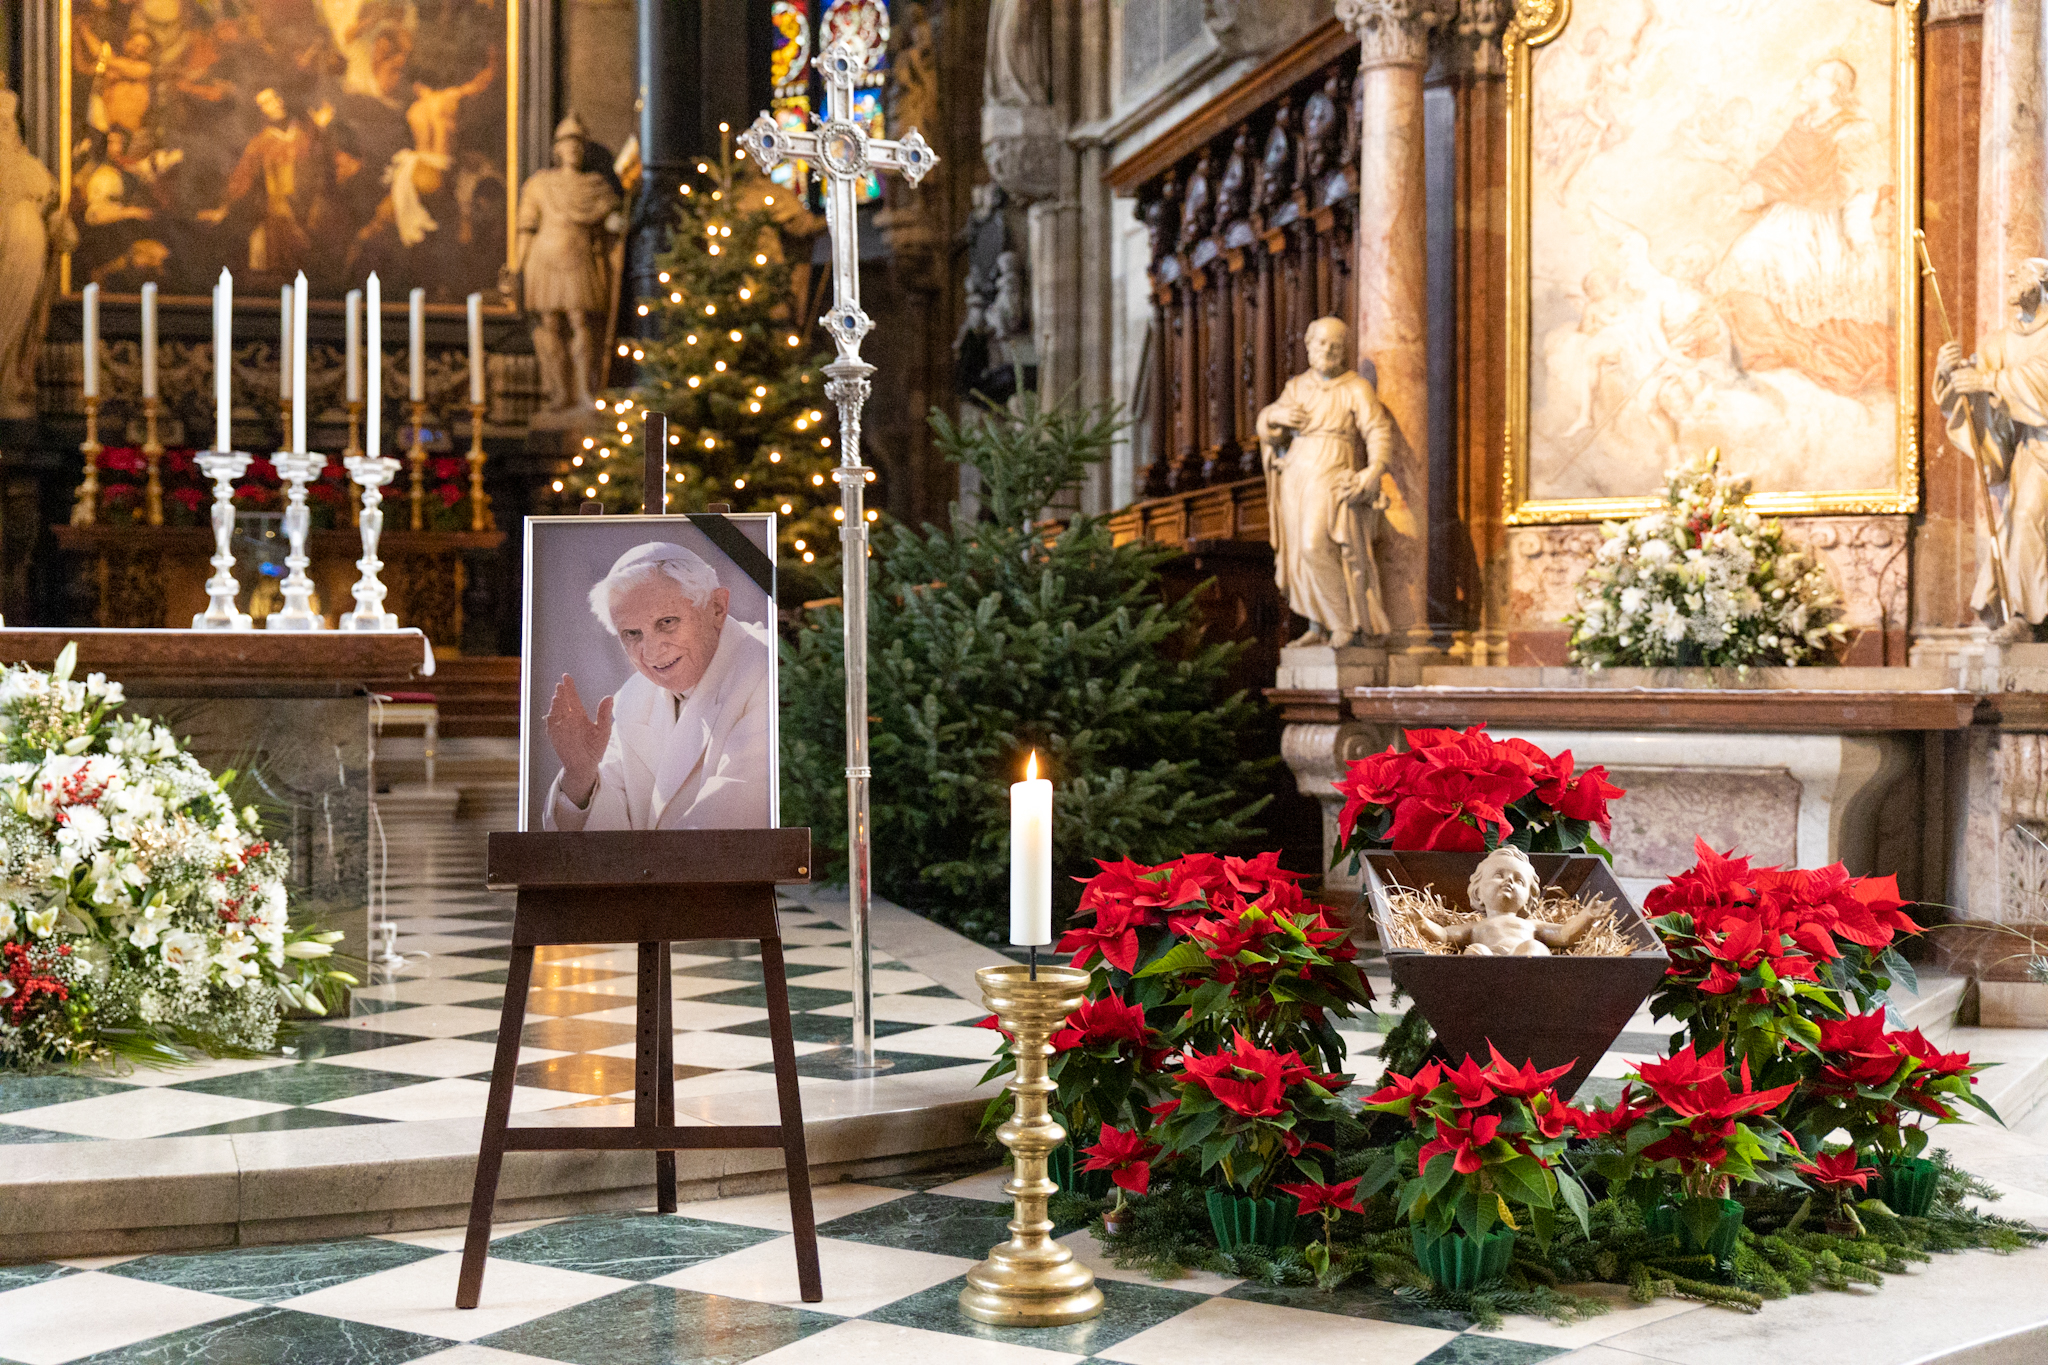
<box><xmin>1339</xmin><ymin>0</ymin><xmax>1446</xmax><ymax>671</ymax></box>
<box><xmin>1978</xmin><ymin>0</ymin><xmax>2044</xmax><ymax>334</ymax></box>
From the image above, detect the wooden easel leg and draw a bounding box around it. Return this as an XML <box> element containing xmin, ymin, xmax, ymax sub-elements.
<box><xmin>655</xmin><ymin>943</ymin><xmax>677</xmax><ymax>1213</ymax></box>
<box><xmin>633</xmin><ymin>940</ymin><xmax>667</xmax><ymax>1212</ymax></box>
<box><xmin>457</xmin><ymin>942</ymin><xmax>534</xmax><ymax>1308</ymax></box>
<box><xmin>760</xmin><ymin>934</ymin><xmax>822</xmax><ymax>1302</ymax></box>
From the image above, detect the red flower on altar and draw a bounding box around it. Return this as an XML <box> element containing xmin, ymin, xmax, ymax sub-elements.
<box><xmin>437</xmin><ymin>482</ymin><xmax>465</xmax><ymax>507</ymax></box>
<box><xmin>1178</xmin><ymin>1031</ymin><xmax>1313</xmax><ymax>1118</ymax></box>
<box><xmin>1419</xmin><ymin>1110</ymin><xmax>1502</xmax><ymax>1175</ymax></box>
<box><xmin>430</xmin><ymin>456</ymin><xmax>466</xmax><ymax>482</ymax></box>
<box><xmin>169</xmin><ymin>487</ymin><xmax>204</xmax><ymax>514</ymax></box>
<box><xmin>1797</xmin><ymin>1149</ymin><xmax>1877</xmax><ymax>1193</ymax></box>
<box><xmin>1081</xmin><ymin>1125</ymin><xmax>1161</xmax><ymax>1195</ymax></box>
<box><xmin>1051</xmin><ymin>995</ymin><xmax>1149</xmax><ymax>1053</ymax></box>
<box><xmin>163</xmin><ymin>449</ymin><xmax>197</xmax><ymax>474</ymax></box>
<box><xmin>1275</xmin><ymin>1177</ymin><xmax>1366</xmax><ymax>1218</ymax></box>
<box><xmin>100</xmin><ymin>447</ymin><xmax>145</xmax><ymax>473</ymax></box>
<box><xmin>244</xmin><ymin>458</ymin><xmax>279</xmax><ymax>483</ymax></box>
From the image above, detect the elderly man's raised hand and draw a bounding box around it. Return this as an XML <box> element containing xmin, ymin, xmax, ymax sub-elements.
<box><xmin>545</xmin><ymin>674</ymin><xmax>612</xmax><ymax>807</ymax></box>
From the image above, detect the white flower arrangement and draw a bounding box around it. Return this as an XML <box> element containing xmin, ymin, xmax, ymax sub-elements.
<box><xmin>1564</xmin><ymin>450</ymin><xmax>1847</xmax><ymax>669</ymax></box>
<box><xmin>0</xmin><ymin>645</ymin><xmax>352</xmax><ymax>1068</ymax></box>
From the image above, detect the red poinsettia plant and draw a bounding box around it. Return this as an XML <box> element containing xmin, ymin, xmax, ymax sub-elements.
<box><xmin>1146</xmin><ymin>1030</ymin><xmax>1353</xmax><ymax>1198</ymax></box>
<box><xmin>1787</xmin><ymin>1009</ymin><xmax>1995</xmax><ymax>1165</ymax></box>
<box><xmin>1795</xmin><ymin>1147</ymin><xmax>1881</xmax><ymax>1232</ymax></box>
<box><xmin>1332</xmin><ymin>725</ymin><xmax>1623</xmax><ymax>865</ymax></box>
<box><xmin>1359</xmin><ymin>1045</ymin><xmax>1595</xmax><ymax>1246</ymax></box>
<box><xmin>1082</xmin><ymin>1124</ymin><xmax>1162</xmax><ymax>1222</ymax></box>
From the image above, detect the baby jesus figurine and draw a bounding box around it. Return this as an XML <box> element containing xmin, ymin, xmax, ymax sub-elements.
<box><xmin>1414</xmin><ymin>846</ymin><xmax>1598</xmax><ymax>957</ymax></box>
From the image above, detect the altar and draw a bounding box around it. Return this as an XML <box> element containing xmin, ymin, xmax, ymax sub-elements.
<box><xmin>0</xmin><ymin>630</ymin><xmax>435</xmax><ymax>975</ymax></box>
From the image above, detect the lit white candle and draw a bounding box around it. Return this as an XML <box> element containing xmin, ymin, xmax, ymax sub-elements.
<box><xmin>279</xmin><ymin>284</ymin><xmax>293</xmax><ymax>400</ymax></box>
<box><xmin>366</xmin><ymin>273</ymin><xmax>381</xmax><ymax>460</ymax></box>
<box><xmin>345</xmin><ymin>289</ymin><xmax>362</xmax><ymax>403</ymax></box>
<box><xmin>81</xmin><ymin>283</ymin><xmax>99</xmax><ymax>398</ymax></box>
<box><xmin>140</xmin><ymin>282</ymin><xmax>158</xmax><ymax>399</ymax></box>
<box><xmin>1010</xmin><ymin>751</ymin><xmax>1053</xmax><ymax>946</ymax></box>
<box><xmin>409</xmin><ymin>288</ymin><xmax>425</xmax><ymax>401</ymax></box>
<box><xmin>214</xmin><ymin>268</ymin><xmax>232</xmax><ymax>451</ymax></box>
<box><xmin>466</xmin><ymin>292</ymin><xmax>484</xmax><ymax>407</ymax></box>
<box><xmin>292</xmin><ymin>271</ymin><xmax>308</xmax><ymax>455</ymax></box>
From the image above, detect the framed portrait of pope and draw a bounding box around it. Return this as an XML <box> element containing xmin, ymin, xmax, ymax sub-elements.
<box><xmin>520</xmin><ymin>516</ymin><xmax>779</xmax><ymax>833</ymax></box>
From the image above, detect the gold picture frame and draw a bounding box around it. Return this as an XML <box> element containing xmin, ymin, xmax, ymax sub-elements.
<box><xmin>57</xmin><ymin>0</ymin><xmax>520</xmax><ymax>308</ymax></box>
<box><xmin>1503</xmin><ymin>0</ymin><xmax>1921</xmax><ymax>524</ymax></box>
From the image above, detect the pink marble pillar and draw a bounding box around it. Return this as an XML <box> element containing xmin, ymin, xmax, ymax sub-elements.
<box><xmin>1340</xmin><ymin>0</ymin><xmax>1442</xmax><ymax>663</ymax></box>
<box><xmin>1978</xmin><ymin>0</ymin><xmax>2044</xmax><ymax>337</ymax></box>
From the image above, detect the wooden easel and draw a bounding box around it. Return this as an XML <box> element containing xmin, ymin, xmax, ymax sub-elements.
<box><xmin>456</xmin><ymin>827</ymin><xmax>823</xmax><ymax>1307</ymax></box>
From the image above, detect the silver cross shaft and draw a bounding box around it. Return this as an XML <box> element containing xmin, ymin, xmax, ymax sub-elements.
<box><xmin>738</xmin><ymin>38</ymin><xmax>936</xmax><ymax>1074</ymax></box>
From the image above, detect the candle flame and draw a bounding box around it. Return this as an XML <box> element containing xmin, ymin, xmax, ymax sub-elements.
<box><xmin>1025</xmin><ymin>751</ymin><xmax>1038</xmax><ymax>782</ymax></box>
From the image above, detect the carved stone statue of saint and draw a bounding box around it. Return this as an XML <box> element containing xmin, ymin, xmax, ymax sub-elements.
<box><xmin>517</xmin><ymin>112</ymin><xmax>624</xmax><ymax>424</ymax></box>
<box><xmin>1257</xmin><ymin>317</ymin><xmax>1395</xmax><ymax>646</ymax></box>
<box><xmin>0</xmin><ymin>88</ymin><xmax>74</xmax><ymax>420</ymax></box>
<box><xmin>1935</xmin><ymin>257</ymin><xmax>2048</xmax><ymax>627</ymax></box>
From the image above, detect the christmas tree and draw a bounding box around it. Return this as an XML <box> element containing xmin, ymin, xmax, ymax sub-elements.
<box><xmin>544</xmin><ymin>133</ymin><xmax>843</xmax><ymax>588</ymax></box>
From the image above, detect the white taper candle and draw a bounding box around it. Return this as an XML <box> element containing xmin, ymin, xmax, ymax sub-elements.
<box><xmin>81</xmin><ymin>283</ymin><xmax>99</xmax><ymax>398</ymax></box>
<box><xmin>466</xmin><ymin>292</ymin><xmax>484</xmax><ymax>407</ymax></box>
<box><xmin>292</xmin><ymin>271</ymin><xmax>308</xmax><ymax>455</ymax></box>
<box><xmin>1010</xmin><ymin>751</ymin><xmax>1053</xmax><ymax>946</ymax></box>
<box><xmin>409</xmin><ymin>288</ymin><xmax>424</xmax><ymax>401</ymax></box>
<box><xmin>345</xmin><ymin>289</ymin><xmax>362</xmax><ymax>403</ymax></box>
<box><xmin>215</xmin><ymin>269</ymin><xmax>232</xmax><ymax>451</ymax></box>
<box><xmin>367</xmin><ymin>273</ymin><xmax>381</xmax><ymax>460</ymax></box>
<box><xmin>140</xmin><ymin>282</ymin><xmax>158</xmax><ymax>399</ymax></box>
<box><xmin>279</xmin><ymin>284</ymin><xmax>292</xmax><ymax>399</ymax></box>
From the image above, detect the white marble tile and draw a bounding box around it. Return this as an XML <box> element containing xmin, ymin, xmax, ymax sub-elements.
<box><xmin>1054</xmin><ymin>1228</ymin><xmax>1245</xmax><ymax>1297</ymax></box>
<box><xmin>875</xmin><ymin>1024</ymin><xmax>1003</xmax><ymax>1061</ymax></box>
<box><xmin>663</xmin><ymin>1000</ymin><xmax>773</xmax><ymax>1031</ymax></box>
<box><xmin>654</xmin><ymin>1234</ymin><xmax>973</xmax><ymax>1317</ymax></box>
<box><xmin>389</xmin><ymin>933</ymin><xmax>518</xmax><ymax>957</ymax></box>
<box><xmin>0</xmin><ymin>1086</ymin><xmax>288</xmax><ymax>1140</ymax></box>
<box><xmin>320</xmin><ymin>1004</ymin><xmax>530</xmax><ymax>1039</ymax></box>
<box><xmin>375</xmin><ymin>1218</ymin><xmax>566</xmax><ymax>1251</ymax></box>
<box><xmin>387</xmin><ymin>954</ymin><xmax>510</xmax><ymax>980</ymax></box>
<box><xmin>677</xmin><ymin>1182</ymin><xmax>911</xmax><ymax>1232</ymax></box>
<box><xmin>929</xmin><ymin>1168</ymin><xmax>1012</xmax><ymax>1202</ymax></box>
<box><xmin>587</xmin><ymin>1031</ymin><xmax>832</xmax><ymax>1070</ymax></box>
<box><xmin>810</xmin><ymin>994</ymin><xmax>989</xmax><ymax>1026</ymax></box>
<box><xmin>314</xmin><ymin>1038</ymin><xmax>568</xmax><ymax>1079</ymax></box>
<box><xmin>1467</xmin><ymin>1282</ymin><xmax>1701</xmax><ymax>1348</ymax></box>
<box><xmin>778</xmin><ymin>944</ymin><xmax>895</xmax><ymax>968</ymax></box>
<box><xmin>351</xmin><ymin>976</ymin><xmax>508</xmax><ymax>1007</ymax></box>
<box><xmin>1546</xmin><ymin>1348</ymin><xmax>1690</xmax><ymax>1365</ymax></box>
<box><xmin>50</xmin><ymin>1253</ymin><xmax>146</xmax><ymax>1270</ymax></box>
<box><xmin>283</xmin><ymin>1251</ymin><xmax>629</xmax><ymax>1343</ymax></box>
<box><xmin>747</xmin><ymin>1317</ymin><xmax>1083</xmax><ymax>1365</ymax></box>
<box><xmin>1098</xmin><ymin>1295</ymin><xmax>1458</xmax><ymax>1365</ymax></box>
<box><xmin>309</xmin><ymin>1078</ymin><xmax>587</xmax><ymax>1122</ymax></box>
<box><xmin>770</xmin><ymin>928</ymin><xmax>856</xmax><ymax>947</ymax></box>
<box><xmin>788</xmin><ymin>966</ymin><xmax>937</xmax><ymax>994</ymax></box>
<box><xmin>0</xmin><ymin>1271</ymin><xmax>247</xmax><ymax>1364</ymax></box>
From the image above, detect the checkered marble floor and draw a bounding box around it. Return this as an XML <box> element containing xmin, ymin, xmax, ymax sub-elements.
<box><xmin>0</xmin><ymin>821</ymin><xmax>1000</xmax><ymax>1145</ymax></box>
<box><xmin>0</xmin><ymin>1154</ymin><xmax>1609</xmax><ymax>1365</ymax></box>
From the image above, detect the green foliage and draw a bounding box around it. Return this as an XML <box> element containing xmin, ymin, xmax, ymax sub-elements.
<box><xmin>544</xmin><ymin>145</ymin><xmax>837</xmax><ymax>591</ymax></box>
<box><xmin>778</xmin><ymin>397</ymin><xmax>1274</xmax><ymax>940</ymax></box>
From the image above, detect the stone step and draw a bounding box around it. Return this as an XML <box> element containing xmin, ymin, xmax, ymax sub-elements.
<box><xmin>1944</xmin><ymin>1025</ymin><xmax>2048</xmax><ymax>1128</ymax></box>
<box><xmin>1896</xmin><ymin>968</ymin><xmax>1969</xmax><ymax>1043</ymax></box>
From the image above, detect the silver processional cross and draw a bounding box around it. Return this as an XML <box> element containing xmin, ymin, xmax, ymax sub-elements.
<box><xmin>739</xmin><ymin>40</ymin><xmax>936</xmax><ymax>1072</ymax></box>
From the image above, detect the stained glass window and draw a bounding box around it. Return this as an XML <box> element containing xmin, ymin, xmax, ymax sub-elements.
<box><xmin>763</xmin><ymin>1</ymin><xmax>892</xmax><ymax>209</ymax></box>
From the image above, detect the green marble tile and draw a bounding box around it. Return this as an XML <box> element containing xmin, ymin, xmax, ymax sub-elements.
<box><xmin>815</xmin><ymin>1191</ymin><xmax>1022</xmax><ymax>1260</ymax></box>
<box><xmin>108</xmin><ymin>1236</ymin><xmax>443</xmax><ymax>1302</ymax></box>
<box><xmin>347</xmin><ymin>997</ymin><xmax>417</xmax><ymax>1015</ymax></box>
<box><xmin>480</xmin><ymin>1284</ymin><xmax>837</xmax><ymax>1365</ymax></box>
<box><xmin>1416</xmin><ymin>1337</ymin><xmax>1569</xmax><ymax>1364</ymax></box>
<box><xmin>864</xmin><ymin>1274</ymin><xmax>1209</xmax><ymax>1357</ymax></box>
<box><xmin>713</xmin><ymin>1014</ymin><xmax>923</xmax><ymax>1046</ymax></box>
<box><xmin>0</xmin><ymin>1074</ymin><xmax>141</xmax><ymax>1114</ymax></box>
<box><xmin>1224</xmin><ymin>1279</ymin><xmax>1472</xmax><ymax>1333</ymax></box>
<box><xmin>452</xmin><ymin>967</ymin><xmax>511</xmax><ymax>984</ymax></box>
<box><xmin>65</xmin><ymin>1306</ymin><xmax>451</xmax><ymax>1364</ymax></box>
<box><xmin>280</xmin><ymin>1026</ymin><xmax>427</xmax><ymax>1062</ymax></box>
<box><xmin>689</xmin><ymin>984</ymin><xmax>852</xmax><ymax>1014</ymax></box>
<box><xmin>900</xmin><ymin>985</ymin><xmax>961</xmax><ymax>998</ymax></box>
<box><xmin>171</xmin><ymin>1064</ymin><xmax>424</xmax><ymax>1106</ymax></box>
<box><xmin>677</xmin><ymin>959</ymin><xmax>839</xmax><ymax>984</ymax></box>
<box><xmin>487</xmin><ymin>1213</ymin><xmax>782</xmax><ymax>1281</ymax></box>
<box><xmin>438</xmin><ymin>943</ymin><xmax>512</xmax><ymax>961</ymax></box>
<box><xmin>173</xmin><ymin>1108</ymin><xmax>393</xmax><ymax>1137</ymax></box>
<box><xmin>0</xmin><ymin>1263</ymin><xmax>74</xmax><ymax>1292</ymax></box>
<box><xmin>768</xmin><ymin>1048</ymin><xmax>969</xmax><ymax>1082</ymax></box>
<box><xmin>0</xmin><ymin>1123</ymin><xmax>97</xmax><ymax>1144</ymax></box>
<box><xmin>862</xmin><ymin>1158</ymin><xmax>1008</xmax><ymax>1193</ymax></box>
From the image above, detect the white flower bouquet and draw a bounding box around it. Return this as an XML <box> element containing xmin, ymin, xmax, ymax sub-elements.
<box><xmin>0</xmin><ymin>645</ymin><xmax>353</xmax><ymax>1068</ymax></box>
<box><xmin>1564</xmin><ymin>450</ymin><xmax>1847</xmax><ymax>669</ymax></box>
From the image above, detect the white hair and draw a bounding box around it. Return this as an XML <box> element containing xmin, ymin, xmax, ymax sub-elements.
<box><xmin>588</xmin><ymin>542</ymin><xmax>719</xmax><ymax>635</ymax></box>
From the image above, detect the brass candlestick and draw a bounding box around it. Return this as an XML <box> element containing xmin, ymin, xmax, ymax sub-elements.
<box><xmin>141</xmin><ymin>395</ymin><xmax>164</xmax><ymax>526</ymax></box>
<box><xmin>344</xmin><ymin>400</ymin><xmax>364</xmax><ymax>526</ymax></box>
<box><xmin>467</xmin><ymin>401</ymin><xmax>494</xmax><ymax>532</ymax></box>
<box><xmin>70</xmin><ymin>397</ymin><xmax>102</xmax><ymax>527</ymax></box>
<box><xmin>959</xmin><ymin>963</ymin><xmax>1104</xmax><ymax>1327</ymax></box>
<box><xmin>407</xmin><ymin>399</ymin><xmax>428</xmax><ymax>531</ymax></box>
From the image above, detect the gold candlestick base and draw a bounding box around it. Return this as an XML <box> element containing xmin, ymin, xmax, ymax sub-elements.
<box><xmin>344</xmin><ymin>401</ymin><xmax>364</xmax><ymax>526</ymax></box>
<box><xmin>407</xmin><ymin>399</ymin><xmax>428</xmax><ymax>531</ymax></box>
<box><xmin>142</xmin><ymin>396</ymin><xmax>164</xmax><ymax>527</ymax></box>
<box><xmin>959</xmin><ymin>963</ymin><xmax>1104</xmax><ymax>1328</ymax></box>
<box><xmin>467</xmin><ymin>401</ymin><xmax>494</xmax><ymax>532</ymax></box>
<box><xmin>70</xmin><ymin>397</ymin><xmax>102</xmax><ymax>527</ymax></box>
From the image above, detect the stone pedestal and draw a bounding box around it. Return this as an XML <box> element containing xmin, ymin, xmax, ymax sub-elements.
<box><xmin>1276</xmin><ymin>644</ymin><xmax>1387</xmax><ymax>691</ymax></box>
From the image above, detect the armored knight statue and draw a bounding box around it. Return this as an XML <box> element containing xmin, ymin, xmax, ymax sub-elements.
<box><xmin>516</xmin><ymin>112</ymin><xmax>624</xmax><ymax>424</ymax></box>
<box><xmin>1935</xmin><ymin>257</ymin><xmax>2048</xmax><ymax>628</ymax></box>
<box><xmin>1257</xmin><ymin>316</ymin><xmax>1395</xmax><ymax>646</ymax></box>
<box><xmin>1412</xmin><ymin>846</ymin><xmax>1597</xmax><ymax>958</ymax></box>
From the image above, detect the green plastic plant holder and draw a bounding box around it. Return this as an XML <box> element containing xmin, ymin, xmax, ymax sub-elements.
<box><xmin>1874</xmin><ymin>1157</ymin><xmax>1939</xmax><ymax>1217</ymax></box>
<box><xmin>1647</xmin><ymin>1197</ymin><xmax>1745</xmax><ymax>1266</ymax></box>
<box><xmin>1205</xmin><ymin>1189</ymin><xmax>1300</xmax><ymax>1251</ymax></box>
<box><xmin>1046</xmin><ymin>1141</ymin><xmax>1112</xmax><ymax>1200</ymax></box>
<box><xmin>1411</xmin><ymin>1222</ymin><xmax>1517</xmax><ymax>1291</ymax></box>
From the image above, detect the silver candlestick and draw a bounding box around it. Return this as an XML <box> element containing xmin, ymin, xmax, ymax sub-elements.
<box><xmin>266</xmin><ymin>451</ymin><xmax>327</xmax><ymax>631</ymax></box>
<box><xmin>341</xmin><ymin>454</ymin><xmax>402</xmax><ymax>631</ymax></box>
<box><xmin>192</xmin><ymin>450</ymin><xmax>254</xmax><ymax>630</ymax></box>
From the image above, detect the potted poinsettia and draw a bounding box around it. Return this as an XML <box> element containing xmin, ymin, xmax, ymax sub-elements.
<box><xmin>1147</xmin><ymin>1029</ymin><xmax>1353</xmax><ymax>1250</ymax></box>
<box><xmin>1795</xmin><ymin>1148</ymin><xmax>1881</xmax><ymax>1236</ymax></box>
<box><xmin>1361</xmin><ymin>1046</ymin><xmax>1595</xmax><ymax>1291</ymax></box>
<box><xmin>1584</xmin><ymin>1042</ymin><xmax>1803</xmax><ymax>1267</ymax></box>
<box><xmin>1082</xmin><ymin>1124</ymin><xmax>1161</xmax><ymax>1236</ymax></box>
